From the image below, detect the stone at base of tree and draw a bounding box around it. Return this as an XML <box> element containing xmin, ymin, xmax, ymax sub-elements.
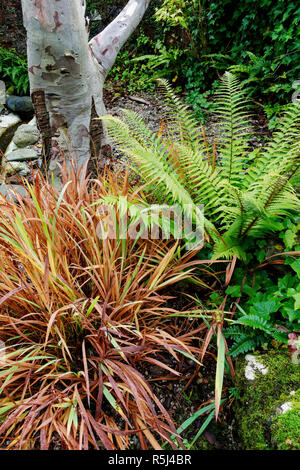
<box><xmin>0</xmin><ymin>114</ymin><xmax>21</xmax><ymax>131</ymax></box>
<box><xmin>0</xmin><ymin>184</ymin><xmax>27</xmax><ymax>202</ymax></box>
<box><xmin>5</xmin><ymin>140</ymin><xmax>18</xmax><ymax>155</ymax></box>
<box><xmin>0</xmin><ymin>113</ymin><xmax>22</xmax><ymax>153</ymax></box>
<box><xmin>4</xmin><ymin>161</ymin><xmax>31</xmax><ymax>177</ymax></box>
<box><xmin>6</xmin><ymin>148</ymin><xmax>38</xmax><ymax>162</ymax></box>
<box><xmin>13</xmin><ymin>124</ymin><xmax>40</xmax><ymax>147</ymax></box>
<box><xmin>235</xmin><ymin>348</ymin><xmax>300</xmax><ymax>450</ymax></box>
<box><xmin>5</xmin><ymin>95</ymin><xmax>34</xmax><ymax>114</ymax></box>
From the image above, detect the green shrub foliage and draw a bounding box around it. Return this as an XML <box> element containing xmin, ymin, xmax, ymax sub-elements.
<box><xmin>0</xmin><ymin>47</ymin><xmax>29</xmax><ymax>96</ymax></box>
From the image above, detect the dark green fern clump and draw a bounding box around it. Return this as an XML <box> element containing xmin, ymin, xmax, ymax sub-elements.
<box><xmin>0</xmin><ymin>47</ymin><xmax>29</xmax><ymax>96</ymax></box>
<box><xmin>102</xmin><ymin>72</ymin><xmax>300</xmax><ymax>260</ymax></box>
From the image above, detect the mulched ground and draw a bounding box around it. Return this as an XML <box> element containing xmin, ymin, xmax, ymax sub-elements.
<box><xmin>0</xmin><ymin>1</ymin><xmax>26</xmax><ymax>55</ymax></box>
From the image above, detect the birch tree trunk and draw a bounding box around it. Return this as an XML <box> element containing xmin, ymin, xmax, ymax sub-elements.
<box><xmin>21</xmin><ymin>0</ymin><xmax>150</xmax><ymax>178</ymax></box>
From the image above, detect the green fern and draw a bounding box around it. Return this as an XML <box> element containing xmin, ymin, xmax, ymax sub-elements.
<box><xmin>225</xmin><ymin>325</ymin><xmax>266</xmax><ymax>357</ymax></box>
<box><xmin>0</xmin><ymin>47</ymin><xmax>29</xmax><ymax>96</ymax></box>
<box><xmin>238</xmin><ymin>314</ymin><xmax>274</xmax><ymax>332</ymax></box>
<box><xmin>101</xmin><ymin>72</ymin><xmax>300</xmax><ymax>260</ymax></box>
<box><xmin>214</xmin><ymin>72</ymin><xmax>252</xmax><ymax>186</ymax></box>
<box><xmin>229</xmin><ymin>334</ymin><xmax>265</xmax><ymax>357</ymax></box>
<box><xmin>225</xmin><ymin>304</ymin><xmax>290</xmax><ymax>356</ymax></box>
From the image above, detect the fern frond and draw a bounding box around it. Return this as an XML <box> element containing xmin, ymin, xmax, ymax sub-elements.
<box><xmin>229</xmin><ymin>64</ymin><xmax>251</xmax><ymax>74</ymax></box>
<box><xmin>241</xmin><ymin>172</ymin><xmax>300</xmax><ymax>238</ymax></box>
<box><xmin>224</xmin><ymin>325</ymin><xmax>245</xmax><ymax>338</ymax></box>
<box><xmin>170</xmin><ymin>143</ymin><xmax>225</xmax><ymax>215</ymax></box>
<box><xmin>103</xmin><ymin>115</ymin><xmax>190</xmax><ymax>202</ymax></box>
<box><xmin>244</xmin><ymin>102</ymin><xmax>300</xmax><ymax>188</ymax></box>
<box><xmin>215</xmin><ymin>71</ymin><xmax>252</xmax><ymax>187</ymax></box>
<box><xmin>238</xmin><ymin>315</ymin><xmax>274</xmax><ymax>332</ymax></box>
<box><xmin>157</xmin><ymin>78</ymin><xmax>202</xmax><ymax>149</ymax></box>
<box><xmin>272</xmin><ymin>330</ymin><xmax>288</xmax><ymax>343</ymax></box>
<box><xmin>102</xmin><ymin>114</ymin><xmax>218</xmax><ymax>240</ymax></box>
<box><xmin>212</xmin><ymin>218</ymin><xmax>247</xmax><ymax>260</ymax></box>
<box><xmin>118</xmin><ymin>108</ymin><xmax>166</xmax><ymax>154</ymax></box>
<box><xmin>101</xmin><ymin>74</ymin><xmax>299</xmax><ymax>260</ymax></box>
<box><xmin>229</xmin><ymin>334</ymin><xmax>265</xmax><ymax>357</ymax></box>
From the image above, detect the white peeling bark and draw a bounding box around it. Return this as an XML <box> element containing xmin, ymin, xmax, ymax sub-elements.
<box><xmin>21</xmin><ymin>0</ymin><xmax>150</xmax><ymax>176</ymax></box>
<box><xmin>90</xmin><ymin>0</ymin><xmax>150</xmax><ymax>78</ymax></box>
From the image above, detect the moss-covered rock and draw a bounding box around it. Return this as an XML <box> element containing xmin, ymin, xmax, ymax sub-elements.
<box><xmin>235</xmin><ymin>347</ymin><xmax>300</xmax><ymax>450</ymax></box>
<box><xmin>271</xmin><ymin>389</ymin><xmax>300</xmax><ymax>450</ymax></box>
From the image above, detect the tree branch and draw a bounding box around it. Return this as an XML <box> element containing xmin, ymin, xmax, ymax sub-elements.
<box><xmin>89</xmin><ymin>0</ymin><xmax>150</xmax><ymax>76</ymax></box>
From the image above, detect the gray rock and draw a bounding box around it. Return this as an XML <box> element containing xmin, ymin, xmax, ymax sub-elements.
<box><xmin>0</xmin><ymin>114</ymin><xmax>21</xmax><ymax>131</ymax></box>
<box><xmin>275</xmin><ymin>402</ymin><xmax>293</xmax><ymax>414</ymax></box>
<box><xmin>6</xmin><ymin>148</ymin><xmax>38</xmax><ymax>162</ymax></box>
<box><xmin>5</xmin><ymin>140</ymin><xmax>18</xmax><ymax>155</ymax></box>
<box><xmin>0</xmin><ymin>184</ymin><xmax>27</xmax><ymax>202</ymax></box>
<box><xmin>3</xmin><ymin>161</ymin><xmax>31</xmax><ymax>177</ymax></box>
<box><xmin>6</xmin><ymin>95</ymin><xmax>34</xmax><ymax>114</ymax></box>
<box><xmin>0</xmin><ymin>113</ymin><xmax>22</xmax><ymax>153</ymax></box>
<box><xmin>13</xmin><ymin>124</ymin><xmax>40</xmax><ymax>147</ymax></box>
<box><xmin>28</xmin><ymin>116</ymin><xmax>37</xmax><ymax>127</ymax></box>
<box><xmin>244</xmin><ymin>354</ymin><xmax>269</xmax><ymax>381</ymax></box>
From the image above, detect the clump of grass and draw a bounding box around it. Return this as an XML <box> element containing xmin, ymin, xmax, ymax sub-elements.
<box><xmin>0</xmin><ymin>165</ymin><xmax>214</xmax><ymax>450</ymax></box>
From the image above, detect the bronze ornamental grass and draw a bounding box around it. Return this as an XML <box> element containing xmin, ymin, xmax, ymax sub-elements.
<box><xmin>0</xmin><ymin>166</ymin><xmax>223</xmax><ymax>450</ymax></box>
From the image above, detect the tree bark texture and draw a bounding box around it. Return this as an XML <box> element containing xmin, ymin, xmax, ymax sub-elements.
<box><xmin>21</xmin><ymin>0</ymin><xmax>150</xmax><ymax>175</ymax></box>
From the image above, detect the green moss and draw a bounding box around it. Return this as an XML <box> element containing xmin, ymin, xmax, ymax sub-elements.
<box><xmin>235</xmin><ymin>347</ymin><xmax>300</xmax><ymax>450</ymax></box>
<box><xmin>271</xmin><ymin>390</ymin><xmax>300</xmax><ymax>450</ymax></box>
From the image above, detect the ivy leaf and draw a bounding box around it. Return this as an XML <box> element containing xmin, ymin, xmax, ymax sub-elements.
<box><xmin>293</xmin><ymin>293</ymin><xmax>300</xmax><ymax>311</ymax></box>
<box><xmin>289</xmin><ymin>259</ymin><xmax>300</xmax><ymax>278</ymax></box>
<box><xmin>282</xmin><ymin>229</ymin><xmax>297</xmax><ymax>249</ymax></box>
